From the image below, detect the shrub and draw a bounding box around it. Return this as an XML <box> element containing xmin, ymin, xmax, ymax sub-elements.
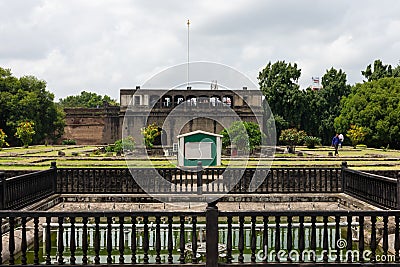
<box><xmin>15</xmin><ymin>121</ymin><xmax>35</xmax><ymax>148</ymax></box>
<box><xmin>0</xmin><ymin>129</ymin><xmax>9</xmax><ymax>150</ymax></box>
<box><xmin>141</xmin><ymin>123</ymin><xmax>161</xmax><ymax>149</ymax></box>
<box><xmin>105</xmin><ymin>144</ymin><xmax>115</xmax><ymax>152</ymax></box>
<box><xmin>304</xmin><ymin>136</ymin><xmax>322</xmax><ymax>149</ymax></box>
<box><xmin>114</xmin><ymin>136</ymin><xmax>135</xmax><ymax>154</ymax></box>
<box><xmin>62</xmin><ymin>139</ymin><xmax>77</xmax><ymax>145</ymax></box>
<box><xmin>279</xmin><ymin>128</ymin><xmax>307</xmax><ymax>153</ymax></box>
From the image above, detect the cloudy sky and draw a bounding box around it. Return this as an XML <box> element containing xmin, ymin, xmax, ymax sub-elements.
<box><xmin>1</xmin><ymin>0</ymin><xmax>400</xmax><ymax>101</ymax></box>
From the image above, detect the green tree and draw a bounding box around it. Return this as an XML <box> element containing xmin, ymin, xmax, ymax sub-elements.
<box><xmin>346</xmin><ymin>124</ymin><xmax>367</xmax><ymax>148</ymax></box>
<box><xmin>317</xmin><ymin>68</ymin><xmax>350</xmax><ymax>144</ymax></box>
<box><xmin>59</xmin><ymin>91</ymin><xmax>118</xmax><ymax>108</ymax></box>
<box><xmin>15</xmin><ymin>121</ymin><xmax>35</xmax><ymax>148</ymax></box>
<box><xmin>0</xmin><ymin>67</ymin><xmax>65</xmax><ymax>145</ymax></box>
<box><xmin>220</xmin><ymin>121</ymin><xmax>263</xmax><ymax>153</ymax></box>
<box><xmin>0</xmin><ymin>129</ymin><xmax>9</xmax><ymax>150</ymax></box>
<box><xmin>141</xmin><ymin>123</ymin><xmax>161</xmax><ymax>149</ymax></box>
<box><xmin>258</xmin><ymin>61</ymin><xmax>304</xmax><ymax>133</ymax></box>
<box><xmin>279</xmin><ymin>128</ymin><xmax>307</xmax><ymax>153</ymax></box>
<box><xmin>334</xmin><ymin>77</ymin><xmax>400</xmax><ymax>148</ymax></box>
<box><xmin>361</xmin><ymin>59</ymin><xmax>400</xmax><ymax>82</ymax></box>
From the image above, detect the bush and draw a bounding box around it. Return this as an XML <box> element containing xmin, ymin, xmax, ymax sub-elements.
<box><xmin>279</xmin><ymin>128</ymin><xmax>307</xmax><ymax>153</ymax></box>
<box><xmin>304</xmin><ymin>136</ymin><xmax>322</xmax><ymax>149</ymax></box>
<box><xmin>62</xmin><ymin>139</ymin><xmax>77</xmax><ymax>145</ymax></box>
<box><xmin>105</xmin><ymin>144</ymin><xmax>115</xmax><ymax>152</ymax></box>
<box><xmin>113</xmin><ymin>136</ymin><xmax>135</xmax><ymax>154</ymax></box>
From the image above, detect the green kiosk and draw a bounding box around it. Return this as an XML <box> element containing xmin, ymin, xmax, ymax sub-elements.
<box><xmin>177</xmin><ymin>130</ymin><xmax>222</xmax><ymax>167</ymax></box>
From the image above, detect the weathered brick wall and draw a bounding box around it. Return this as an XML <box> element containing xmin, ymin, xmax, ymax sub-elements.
<box><xmin>62</xmin><ymin>106</ymin><xmax>120</xmax><ymax>145</ymax></box>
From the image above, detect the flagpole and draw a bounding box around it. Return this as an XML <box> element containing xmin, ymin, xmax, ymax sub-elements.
<box><xmin>187</xmin><ymin>19</ymin><xmax>190</xmax><ymax>89</ymax></box>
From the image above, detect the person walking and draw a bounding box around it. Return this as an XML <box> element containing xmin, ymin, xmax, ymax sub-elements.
<box><xmin>332</xmin><ymin>133</ymin><xmax>340</xmax><ymax>156</ymax></box>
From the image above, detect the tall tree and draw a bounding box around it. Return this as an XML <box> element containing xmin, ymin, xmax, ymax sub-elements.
<box><xmin>59</xmin><ymin>91</ymin><xmax>118</xmax><ymax>108</ymax></box>
<box><xmin>258</xmin><ymin>61</ymin><xmax>303</xmax><ymax>135</ymax></box>
<box><xmin>318</xmin><ymin>68</ymin><xmax>351</xmax><ymax>143</ymax></box>
<box><xmin>334</xmin><ymin>77</ymin><xmax>400</xmax><ymax>148</ymax></box>
<box><xmin>0</xmin><ymin>67</ymin><xmax>65</xmax><ymax>145</ymax></box>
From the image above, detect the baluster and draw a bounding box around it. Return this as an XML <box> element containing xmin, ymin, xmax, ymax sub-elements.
<box><xmin>168</xmin><ymin>216</ymin><xmax>173</xmax><ymax>263</ymax></box>
<box><xmin>238</xmin><ymin>215</ymin><xmax>245</xmax><ymax>263</ymax></box>
<box><xmin>179</xmin><ymin>170</ymin><xmax>183</xmax><ymax>192</ymax></box>
<box><xmin>346</xmin><ymin>215</ymin><xmax>352</xmax><ymax>262</ymax></box>
<box><xmin>69</xmin><ymin>217</ymin><xmax>76</xmax><ymax>265</ymax></box>
<box><xmin>131</xmin><ymin>216</ymin><xmax>137</xmax><ymax>263</ymax></box>
<box><xmin>383</xmin><ymin>215</ymin><xmax>389</xmax><ymax>262</ymax></box>
<box><xmin>21</xmin><ymin>217</ymin><xmax>27</xmax><ymax>265</ymax></box>
<box><xmin>322</xmin><ymin>215</ymin><xmax>328</xmax><ymax>262</ymax></box>
<box><xmin>226</xmin><ymin>216</ymin><xmax>233</xmax><ymax>263</ymax></box>
<box><xmin>191</xmin><ymin>216</ymin><xmax>198</xmax><ymax>263</ymax></box>
<box><xmin>287</xmin><ymin>215</ymin><xmax>293</xmax><ymax>262</ymax></box>
<box><xmin>94</xmin><ymin>216</ymin><xmax>101</xmax><ymax>264</ymax></box>
<box><xmin>33</xmin><ymin>216</ymin><xmax>39</xmax><ymax>265</ymax></box>
<box><xmin>275</xmin><ymin>216</ymin><xmax>281</xmax><ymax>262</ymax></box>
<box><xmin>299</xmin><ymin>216</ymin><xmax>305</xmax><ymax>262</ymax></box>
<box><xmin>179</xmin><ymin>216</ymin><xmax>185</xmax><ymax>263</ymax></box>
<box><xmin>263</xmin><ymin>215</ymin><xmax>269</xmax><ymax>262</ymax></box>
<box><xmin>359</xmin><ymin>216</ymin><xmax>364</xmax><ymax>262</ymax></box>
<box><xmin>107</xmin><ymin>217</ymin><xmax>113</xmax><ymax>264</ymax></box>
<box><xmin>58</xmin><ymin>216</ymin><xmax>64</xmax><ymax>264</ymax></box>
<box><xmin>82</xmin><ymin>217</ymin><xmax>88</xmax><ymax>265</ymax></box>
<box><xmin>143</xmin><ymin>216</ymin><xmax>149</xmax><ymax>263</ymax></box>
<box><xmin>155</xmin><ymin>216</ymin><xmax>161</xmax><ymax>264</ymax></box>
<box><xmin>310</xmin><ymin>215</ymin><xmax>316</xmax><ymax>262</ymax></box>
<box><xmin>119</xmin><ymin>216</ymin><xmax>125</xmax><ymax>264</ymax></box>
<box><xmin>8</xmin><ymin>217</ymin><xmax>15</xmax><ymax>265</ymax></box>
<box><xmin>395</xmin><ymin>215</ymin><xmax>400</xmax><ymax>262</ymax></box>
<box><xmin>251</xmin><ymin>216</ymin><xmax>256</xmax><ymax>262</ymax></box>
<box><xmin>370</xmin><ymin>216</ymin><xmax>377</xmax><ymax>262</ymax></box>
<box><xmin>335</xmin><ymin>215</ymin><xmax>340</xmax><ymax>262</ymax></box>
<box><xmin>45</xmin><ymin>216</ymin><xmax>51</xmax><ymax>265</ymax></box>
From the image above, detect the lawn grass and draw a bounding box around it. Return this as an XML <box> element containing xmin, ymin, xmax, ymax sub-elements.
<box><xmin>0</xmin><ymin>145</ymin><xmax>399</xmax><ymax>171</ymax></box>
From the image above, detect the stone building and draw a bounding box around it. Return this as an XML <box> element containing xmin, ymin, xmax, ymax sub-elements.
<box><xmin>62</xmin><ymin>87</ymin><xmax>264</xmax><ymax>147</ymax></box>
<box><xmin>120</xmin><ymin>87</ymin><xmax>264</xmax><ymax>149</ymax></box>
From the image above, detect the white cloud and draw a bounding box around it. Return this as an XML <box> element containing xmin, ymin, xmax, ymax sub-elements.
<box><xmin>1</xmin><ymin>0</ymin><xmax>400</xmax><ymax>100</ymax></box>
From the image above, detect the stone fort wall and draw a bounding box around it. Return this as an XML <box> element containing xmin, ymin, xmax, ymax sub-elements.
<box><xmin>61</xmin><ymin>106</ymin><xmax>120</xmax><ymax>145</ymax></box>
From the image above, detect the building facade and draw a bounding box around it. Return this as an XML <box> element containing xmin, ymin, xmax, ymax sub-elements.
<box><xmin>62</xmin><ymin>87</ymin><xmax>264</xmax><ymax>146</ymax></box>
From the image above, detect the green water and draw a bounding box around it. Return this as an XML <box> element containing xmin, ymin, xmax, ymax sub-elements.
<box><xmin>11</xmin><ymin>223</ymin><xmax>384</xmax><ymax>264</ymax></box>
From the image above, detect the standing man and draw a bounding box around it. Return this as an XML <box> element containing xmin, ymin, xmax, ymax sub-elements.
<box><xmin>332</xmin><ymin>133</ymin><xmax>340</xmax><ymax>156</ymax></box>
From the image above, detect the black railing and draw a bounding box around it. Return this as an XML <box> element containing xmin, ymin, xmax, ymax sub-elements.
<box><xmin>2</xmin><ymin>162</ymin><xmax>400</xmax><ymax>211</ymax></box>
<box><xmin>342</xmin><ymin>162</ymin><xmax>399</xmax><ymax>209</ymax></box>
<box><xmin>1</xmin><ymin>207</ymin><xmax>400</xmax><ymax>266</ymax></box>
<box><xmin>56</xmin><ymin>167</ymin><xmax>342</xmax><ymax>194</ymax></box>
<box><xmin>0</xmin><ymin>167</ymin><xmax>56</xmax><ymax>210</ymax></box>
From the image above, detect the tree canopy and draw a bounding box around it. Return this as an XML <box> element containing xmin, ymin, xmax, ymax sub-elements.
<box><xmin>59</xmin><ymin>91</ymin><xmax>118</xmax><ymax>108</ymax></box>
<box><xmin>361</xmin><ymin>59</ymin><xmax>400</xmax><ymax>82</ymax></box>
<box><xmin>258</xmin><ymin>61</ymin><xmax>350</xmax><ymax>145</ymax></box>
<box><xmin>220</xmin><ymin>121</ymin><xmax>263</xmax><ymax>152</ymax></box>
<box><xmin>258</xmin><ymin>61</ymin><xmax>303</xmax><ymax>132</ymax></box>
<box><xmin>334</xmin><ymin>77</ymin><xmax>400</xmax><ymax>148</ymax></box>
<box><xmin>0</xmin><ymin>67</ymin><xmax>65</xmax><ymax>145</ymax></box>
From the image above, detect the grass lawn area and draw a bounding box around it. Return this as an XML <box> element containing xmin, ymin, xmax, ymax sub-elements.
<box><xmin>0</xmin><ymin>145</ymin><xmax>399</xmax><ymax>171</ymax></box>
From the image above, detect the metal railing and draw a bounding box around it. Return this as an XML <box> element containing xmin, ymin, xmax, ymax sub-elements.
<box><xmin>0</xmin><ymin>166</ymin><xmax>56</xmax><ymax>210</ymax></box>
<box><xmin>1</xmin><ymin>207</ymin><xmax>400</xmax><ymax>266</ymax></box>
<box><xmin>342</xmin><ymin>162</ymin><xmax>400</xmax><ymax>209</ymax></box>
